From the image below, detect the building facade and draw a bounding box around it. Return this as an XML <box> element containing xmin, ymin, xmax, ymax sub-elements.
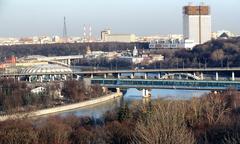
<box><xmin>101</xmin><ymin>29</ymin><xmax>136</xmax><ymax>43</ymax></box>
<box><xmin>183</xmin><ymin>4</ymin><xmax>212</xmax><ymax>44</ymax></box>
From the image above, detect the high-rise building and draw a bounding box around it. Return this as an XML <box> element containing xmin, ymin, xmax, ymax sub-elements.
<box><xmin>101</xmin><ymin>29</ymin><xmax>111</xmax><ymax>42</ymax></box>
<box><xmin>183</xmin><ymin>3</ymin><xmax>211</xmax><ymax>44</ymax></box>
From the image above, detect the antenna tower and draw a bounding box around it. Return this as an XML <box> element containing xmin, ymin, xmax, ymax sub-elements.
<box><xmin>63</xmin><ymin>16</ymin><xmax>68</xmax><ymax>42</ymax></box>
<box><xmin>89</xmin><ymin>25</ymin><xmax>92</xmax><ymax>42</ymax></box>
<box><xmin>83</xmin><ymin>24</ymin><xmax>86</xmax><ymax>42</ymax></box>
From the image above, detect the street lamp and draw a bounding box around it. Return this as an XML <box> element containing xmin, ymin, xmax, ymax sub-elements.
<box><xmin>110</xmin><ymin>63</ymin><xmax>113</xmax><ymax>70</ymax></box>
<box><xmin>221</xmin><ymin>59</ymin><xmax>223</xmax><ymax>68</ymax></box>
<box><xmin>182</xmin><ymin>60</ymin><xmax>185</xmax><ymax>69</ymax></box>
<box><xmin>115</xmin><ymin>61</ymin><xmax>118</xmax><ymax>70</ymax></box>
<box><xmin>177</xmin><ymin>58</ymin><xmax>179</xmax><ymax>69</ymax></box>
<box><xmin>198</xmin><ymin>59</ymin><xmax>201</xmax><ymax>68</ymax></box>
<box><xmin>227</xmin><ymin>58</ymin><xmax>229</xmax><ymax>68</ymax></box>
<box><xmin>204</xmin><ymin>58</ymin><xmax>207</xmax><ymax>69</ymax></box>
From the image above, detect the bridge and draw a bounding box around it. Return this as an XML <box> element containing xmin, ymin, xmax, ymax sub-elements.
<box><xmin>36</xmin><ymin>55</ymin><xmax>83</xmax><ymax>66</ymax></box>
<box><xmin>1</xmin><ymin>67</ymin><xmax>240</xmax><ymax>77</ymax></box>
<box><xmin>91</xmin><ymin>78</ymin><xmax>240</xmax><ymax>97</ymax></box>
<box><xmin>18</xmin><ymin>55</ymin><xmax>84</xmax><ymax>66</ymax></box>
<box><xmin>72</xmin><ymin>67</ymin><xmax>240</xmax><ymax>82</ymax></box>
<box><xmin>74</xmin><ymin>67</ymin><xmax>240</xmax><ymax>74</ymax></box>
<box><xmin>1</xmin><ymin>68</ymin><xmax>240</xmax><ymax>97</ymax></box>
<box><xmin>91</xmin><ymin>78</ymin><xmax>240</xmax><ymax>90</ymax></box>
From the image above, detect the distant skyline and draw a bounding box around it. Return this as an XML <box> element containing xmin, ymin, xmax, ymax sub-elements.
<box><xmin>0</xmin><ymin>0</ymin><xmax>239</xmax><ymax>38</ymax></box>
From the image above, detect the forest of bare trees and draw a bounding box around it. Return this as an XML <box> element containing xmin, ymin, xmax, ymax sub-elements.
<box><xmin>0</xmin><ymin>79</ymin><xmax>104</xmax><ymax>114</ymax></box>
<box><xmin>1</xmin><ymin>89</ymin><xmax>240</xmax><ymax>143</ymax></box>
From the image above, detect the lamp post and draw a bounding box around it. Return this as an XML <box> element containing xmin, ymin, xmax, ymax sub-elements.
<box><xmin>227</xmin><ymin>58</ymin><xmax>229</xmax><ymax>68</ymax></box>
<box><xmin>110</xmin><ymin>63</ymin><xmax>113</xmax><ymax>70</ymax></box>
<box><xmin>204</xmin><ymin>58</ymin><xmax>207</xmax><ymax>69</ymax></box>
<box><xmin>182</xmin><ymin>60</ymin><xmax>185</xmax><ymax>69</ymax></box>
<box><xmin>115</xmin><ymin>61</ymin><xmax>118</xmax><ymax>71</ymax></box>
<box><xmin>177</xmin><ymin>58</ymin><xmax>179</xmax><ymax>69</ymax></box>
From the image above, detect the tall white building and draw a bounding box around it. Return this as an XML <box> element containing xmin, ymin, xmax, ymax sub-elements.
<box><xmin>183</xmin><ymin>3</ymin><xmax>212</xmax><ymax>44</ymax></box>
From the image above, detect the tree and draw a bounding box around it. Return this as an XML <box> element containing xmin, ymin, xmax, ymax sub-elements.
<box><xmin>37</xmin><ymin>117</ymin><xmax>71</xmax><ymax>144</ymax></box>
<box><xmin>62</xmin><ymin>80</ymin><xmax>86</xmax><ymax>102</ymax></box>
<box><xmin>118</xmin><ymin>104</ymin><xmax>131</xmax><ymax>122</ymax></box>
<box><xmin>133</xmin><ymin>101</ymin><xmax>195</xmax><ymax>144</ymax></box>
<box><xmin>211</xmin><ymin>49</ymin><xmax>224</xmax><ymax>61</ymax></box>
<box><xmin>0</xmin><ymin>120</ymin><xmax>38</xmax><ymax>144</ymax></box>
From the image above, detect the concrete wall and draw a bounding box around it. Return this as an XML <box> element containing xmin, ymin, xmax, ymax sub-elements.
<box><xmin>0</xmin><ymin>92</ymin><xmax>122</xmax><ymax>121</ymax></box>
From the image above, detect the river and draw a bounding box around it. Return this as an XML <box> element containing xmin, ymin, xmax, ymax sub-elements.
<box><xmin>49</xmin><ymin>89</ymin><xmax>209</xmax><ymax>119</ymax></box>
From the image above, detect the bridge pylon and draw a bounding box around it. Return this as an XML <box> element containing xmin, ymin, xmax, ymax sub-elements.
<box><xmin>142</xmin><ymin>89</ymin><xmax>151</xmax><ymax>98</ymax></box>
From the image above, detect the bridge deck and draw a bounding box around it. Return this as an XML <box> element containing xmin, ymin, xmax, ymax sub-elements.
<box><xmin>91</xmin><ymin>78</ymin><xmax>240</xmax><ymax>90</ymax></box>
<box><xmin>1</xmin><ymin>67</ymin><xmax>240</xmax><ymax>77</ymax></box>
<box><xmin>75</xmin><ymin>67</ymin><xmax>240</xmax><ymax>75</ymax></box>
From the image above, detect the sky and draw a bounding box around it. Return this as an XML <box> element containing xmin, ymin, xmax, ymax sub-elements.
<box><xmin>0</xmin><ymin>0</ymin><xmax>239</xmax><ymax>38</ymax></box>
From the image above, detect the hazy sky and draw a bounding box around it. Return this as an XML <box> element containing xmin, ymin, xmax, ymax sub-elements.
<box><xmin>0</xmin><ymin>0</ymin><xmax>239</xmax><ymax>38</ymax></box>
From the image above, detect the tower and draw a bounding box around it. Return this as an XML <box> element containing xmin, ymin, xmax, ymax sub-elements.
<box><xmin>89</xmin><ymin>25</ymin><xmax>92</xmax><ymax>42</ymax></box>
<box><xmin>83</xmin><ymin>24</ymin><xmax>86</xmax><ymax>42</ymax></box>
<box><xmin>83</xmin><ymin>24</ymin><xmax>92</xmax><ymax>42</ymax></box>
<box><xmin>63</xmin><ymin>16</ymin><xmax>68</xmax><ymax>43</ymax></box>
<box><xmin>183</xmin><ymin>3</ymin><xmax>211</xmax><ymax>44</ymax></box>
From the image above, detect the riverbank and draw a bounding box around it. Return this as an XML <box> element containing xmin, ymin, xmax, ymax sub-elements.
<box><xmin>0</xmin><ymin>92</ymin><xmax>122</xmax><ymax>121</ymax></box>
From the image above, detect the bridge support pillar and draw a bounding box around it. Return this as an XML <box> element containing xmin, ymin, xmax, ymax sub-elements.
<box><xmin>216</xmin><ymin>72</ymin><xmax>219</xmax><ymax>81</ymax></box>
<box><xmin>200</xmin><ymin>72</ymin><xmax>204</xmax><ymax>80</ymax></box>
<box><xmin>63</xmin><ymin>75</ymin><xmax>67</xmax><ymax>81</ymax></box>
<box><xmin>67</xmin><ymin>59</ymin><xmax>71</xmax><ymax>66</ymax></box>
<box><xmin>130</xmin><ymin>73</ymin><xmax>134</xmax><ymax>79</ymax></box>
<box><xmin>29</xmin><ymin>76</ymin><xmax>32</xmax><ymax>83</ymax></box>
<box><xmin>142</xmin><ymin>89</ymin><xmax>151</xmax><ymax>98</ymax></box>
<box><xmin>40</xmin><ymin>76</ymin><xmax>43</xmax><ymax>83</ymax></box>
<box><xmin>102</xmin><ymin>87</ymin><xmax>107</xmax><ymax>93</ymax></box>
<box><xmin>232</xmin><ymin>72</ymin><xmax>235</xmax><ymax>81</ymax></box>
<box><xmin>193</xmin><ymin>73</ymin><xmax>196</xmax><ymax>76</ymax></box>
<box><xmin>144</xmin><ymin>73</ymin><xmax>147</xmax><ymax>80</ymax></box>
<box><xmin>117</xmin><ymin>73</ymin><xmax>121</xmax><ymax>79</ymax></box>
<box><xmin>157</xmin><ymin>73</ymin><xmax>161</xmax><ymax>79</ymax></box>
<box><xmin>76</xmin><ymin>75</ymin><xmax>80</xmax><ymax>80</ymax></box>
<box><xmin>178</xmin><ymin>74</ymin><xmax>182</xmax><ymax>80</ymax></box>
<box><xmin>116</xmin><ymin>88</ymin><xmax>121</xmax><ymax>95</ymax></box>
<box><xmin>50</xmin><ymin>75</ymin><xmax>55</xmax><ymax>81</ymax></box>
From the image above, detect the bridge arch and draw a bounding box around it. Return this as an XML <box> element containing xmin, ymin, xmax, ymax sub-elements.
<box><xmin>161</xmin><ymin>73</ymin><xmax>201</xmax><ymax>80</ymax></box>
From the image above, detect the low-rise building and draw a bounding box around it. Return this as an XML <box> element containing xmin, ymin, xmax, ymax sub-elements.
<box><xmin>101</xmin><ymin>29</ymin><xmax>136</xmax><ymax>43</ymax></box>
<box><xmin>118</xmin><ymin>56</ymin><xmax>144</xmax><ymax>64</ymax></box>
<box><xmin>212</xmin><ymin>30</ymin><xmax>236</xmax><ymax>39</ymax></box>
<box><xmin>149</xmin><ymin>38</ymin><xmax>196</xmax><ymax>49</ymax></box>
<box><xmin>31</xmin><ymin>87</ymin><xmax>46</xmax><ymax>94</ymax></box>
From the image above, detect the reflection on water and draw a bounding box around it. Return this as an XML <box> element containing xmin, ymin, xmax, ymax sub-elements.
<box><xmin>47</xmin><ymin>97</ymin><xmax>122</xmax><ymax>119</ymax></box>
<box><xmin>124</xmin><ymin>88</ymin><xmax>209</xmax><ymax>101</ymax></box>
<box><xmin>53</xmin><ymin>89</ymin><xmax>210</xmax><ymax>118</ymax></box>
